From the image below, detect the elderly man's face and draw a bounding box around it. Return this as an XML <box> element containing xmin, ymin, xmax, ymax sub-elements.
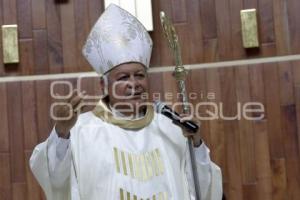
<box><xmin>106</xmin><ymin>62</ymin><xmax>149</xmax><ymax>114</ymax></box>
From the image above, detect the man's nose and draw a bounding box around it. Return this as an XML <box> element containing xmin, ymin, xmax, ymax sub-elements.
<box><xmin>127</xmin><ymin>75</ymin><xmax>139</xmax><ymax>89</ymax></box>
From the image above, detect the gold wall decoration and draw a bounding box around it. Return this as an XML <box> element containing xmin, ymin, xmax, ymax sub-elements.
<box><xmin>2</xmin><ymin>25</ymin><xmax>19</xmax><ymax>64</ymax></box>
<box><xmin>240</xmin><ymin>9</ymin><xmax>259</xmax><ymax>48</ymax></box>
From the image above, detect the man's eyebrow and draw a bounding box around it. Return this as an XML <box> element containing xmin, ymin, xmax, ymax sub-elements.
<box><xmin>115</xmin><ymin>72</ymin><xmax>128</xmax><ymax>76</ymax></box>
<box><xmin>135</xmin><ymin>69</ymin><xmax>146</xmax><ymax>73</ymax></box>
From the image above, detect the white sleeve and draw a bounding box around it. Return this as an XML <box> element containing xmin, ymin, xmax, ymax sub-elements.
<box><xmin>47</xmin><ymin>128</ymin><xmax>72</xmax><ymax>188</ymax></box>
<box><xmin>29</xmin><ymin>128</ymin><xmax>72</xmax><ymax>199</ymax></box>
<box><xmin>184</xmin><ymin>142</ymin><xmax>223</xmax><ymax>200</ymax></box>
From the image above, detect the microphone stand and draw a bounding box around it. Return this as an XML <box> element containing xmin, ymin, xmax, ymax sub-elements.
<box><xmin>160</xmin><ymin>12</ymin><xmax>201</xmax><ymax>200</ymax></box>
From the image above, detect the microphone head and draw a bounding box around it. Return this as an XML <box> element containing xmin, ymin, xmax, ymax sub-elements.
<box><xmin>153</xmin><ymin>100</ymin><xmax>165</xmax><ymax>113</ymax></box>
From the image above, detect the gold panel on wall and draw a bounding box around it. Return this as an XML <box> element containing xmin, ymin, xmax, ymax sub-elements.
<box><xmin>2</xmin><ymin>25</ymin><xmax>19</xmax><ymax>64</ymax></box>
<box><xmin>240</xmin><ymin>9</ymin><xmax>259</xmax><ymax>48</ymax></box>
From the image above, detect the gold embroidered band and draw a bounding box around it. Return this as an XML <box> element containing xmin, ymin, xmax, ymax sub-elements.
<box><xmin>119</xmin><ymin>188</ymin><xmax>168</xmax><ymax>200</ymax></box>
<box><xmin>93</xmin><ymin>100</ymin><xmax>154</xmax><ymax>130</ymax></box>
<box><xmin>113</xmin><ymin>148</ymin><xmax>165</xmax><ymax>182</ymax></box>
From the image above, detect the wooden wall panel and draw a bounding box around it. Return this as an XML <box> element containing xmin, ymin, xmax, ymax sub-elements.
<box><xmin>17</xmin><ymin>0</ymin><xmax>32</xmax><ymax>39</ymax></box>
<box><xmin>243</xmin><ymin>0</ymin><xmax>258</xmax><ymax>9</ymax></box>
<box><xmin>46</xmin><ymin>0</ymin><xmax>63</xmax><ymax>74</ymax></box>
<box><xmin>88</xmin><ymin>0</ymin><xmax>104</xmax><ymax>26</ymax></box>
<box><xmin>25</xmin><ymin>151</ymin><xmax>41</xmax><ymax>200</ymax></box>
<box><xmin>273</xmin><ymin>0</ymin><xmax>291</xmax><ymax>55</ymax></box>
<box><xmin>271</xmin><ymin>158</ymin><xmax>288</xmax><ymax>200</ymax></box>
<box><xmin>60</xmin><ymin>0</ymin><xmax>78</xmax><ymax>73</ymax></box>
<box><xmin>36</xmin><ymin>80</ymin><xmax>52</xmax><ymax>141</ymax></box>
<box><xmin>32</xmin><ymin>0</ymin><xmax>46</xmax><ymax>29</ymax></box>
<box><xmin>286</xmin><ymin>0</ymin><xmax>300</xmax><ymax>54</ymax></box>
<box><xmin>12</xmin><ymin>183</ymin><xmax>26</xmax><ymax>200</ymax></box>
<box><xmin>19</xmin><ymin>39</ymin><xmax>34</xmax><ymax>75</ymax></box>
<box><xmin>0</xmin><ymin>83</ymin><xmax>9</xmax><ymax>152</ymax></box>
<box><xmin>33</xmin><ymin>30</ymin><xmax>49</xmax><ymax>74</ymax></box>
<box><xmin>0</xmin><ymin>0</ymin><xmax>3</xmax><ymax>76</ymax></box>
<box><xmin>231</xmin><ymin>0</ymin><xmax>247</xmax><ymax>59</ymax></box>
<box><xmin>215</xmin><ymin>0</ymin><xmax>232</xmax><ymax>60</ymax></box>
<box><xmin>253</xmin><ymin>120</ymin><xmax>273</xmax><ymax>200</ymax></box>
<box><xmin>219</xmin><ymin>67</ymin><xmax>243</xmax><ymax>200</ymax></box>
<box><xmin>22</xmin><ymin>81</ymin><xmax>38</xmax><ymax>150</ymax></box>
<box><xmin>186</xmin><ymin>0</ymin><xmax>204</xmax><ymax>64</ymax></box>
<box><xmin>148</xmin><ymin>0</ymin><xmax>161</xmax><ymax>66</ymax></box>
<box><xmin>281</xmin><ymin>105</ymin><xmax>300</xmax><ymax>199</ymax></box>
<box><xmin>205</xmin><ymin>68</ymin><xmax>227</xmax><ymax>182</ymax></box>
<box><xmin>279</xmin><ymin>62</ymin><xmax>300</xmax><ymax>199</ymax></box>
<box><xmin>292</xmin><ymin>60</ymin><xmax>300</xmax><ymax>157</ymax></box>
<box><xmin>7</xmin><ymin>82</ymin><xmax>26</xmax><ymax>183</ymax></box>
<box><xmin>235</xmin><ymin>66</ymin><xmax>256</xmax><ymax>184</ymax></box>
<box><xmin>0</xmin><ymin>153</ymin><xmax>12</xmax><ymax>200</ymax></box>
<box><xmin>171</xmin><ymin>0</ymin><xmax>187</xmax><ymax>23</ymax></box>
<box><xmin>190</xmin><ymin>69</ymin><xmax>211</xmax><ymax>144</ymax></box>
<box><xmin>74</xmin><ymin>0</ymin><xmax>91</xmax><ymax>72</ymax></box>
<box><xmin>249</xmin><ymin>64</ymin><xmax>272</xmax><ymax>200</ymax></box>
<box><xmin>258</xmin><ymin>0</ymin><xmax>275</xmax><ymax>44</ymax></box>
<box><xmin>3</xmin><ymin>0</ymin><xmax>17</xmax><ymax>24</ymax></box>
<box><xmin>0</xmin><ymin>0</ymin><xmax>299</xmax><ymax>75</ymax></box>
<box><xmin>263</xmin><ymin>63</ymin><xmax>285</xmax><ymax>158</ymax></box>
<box><xmin>199</xmin><ymin>0</ymin><xmax>217</xmax><ymax>40</ymax></box>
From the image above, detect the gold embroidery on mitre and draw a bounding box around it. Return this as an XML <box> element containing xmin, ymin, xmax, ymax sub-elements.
<box><xmin>113</xmin><ymin>148</ymin><xmax>165</xmax><ymax>182</ymax></box>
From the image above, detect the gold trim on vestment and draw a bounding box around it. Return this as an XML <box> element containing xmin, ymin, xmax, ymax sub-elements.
<box><xmin>92</xmin><ymin>100</ymin><xmax>154</xmax><ymax>130</ymax></box>
<box><xmin>119</xmin><ymin>188</ymin><xmax>168</xmax><ymax>200</ymax></box>
<box><xmin>114</xmin><ymin>147</ymin><xmax>121</xmax><ymax>173</ymax></box>
<box><xmin>113</xmin><ymin>148</ymin><xmax>165</xmax><ymax>182</ymax></box>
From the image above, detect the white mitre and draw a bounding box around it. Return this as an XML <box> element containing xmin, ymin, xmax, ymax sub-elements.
<box><xmin>82</xmin><ymin>4</ymin><xmax>153</xmax><ymax>75</ymax></box>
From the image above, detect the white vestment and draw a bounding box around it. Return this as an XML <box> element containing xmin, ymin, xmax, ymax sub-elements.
<box><xmin>30</xmin><ymin>111</ymin><xmax>222</xmax><ymax>200</ymax></box>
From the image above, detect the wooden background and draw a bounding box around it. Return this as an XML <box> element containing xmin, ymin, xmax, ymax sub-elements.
<box><xmin>0</xmin><ymin>0</ymin><xmax>300</xmax><ymax>76</ymax></box>
<box><xmin>0</xmin><ymin>0</ymin><xmax>300</xmax><ymax>200</ymax></box>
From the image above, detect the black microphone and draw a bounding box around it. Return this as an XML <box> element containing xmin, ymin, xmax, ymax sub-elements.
<box><xmin>154</xmin><ymin>101</ymin><xmax>199</xmax><ymax>133</ymax></box>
